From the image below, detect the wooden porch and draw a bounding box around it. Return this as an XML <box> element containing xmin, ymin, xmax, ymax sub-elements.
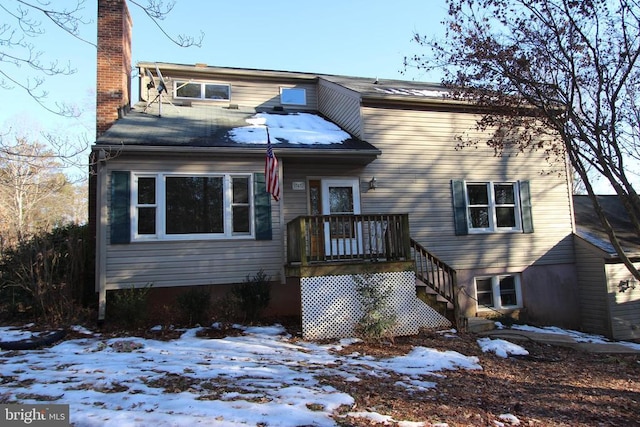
<box><xmin>285</xmin><ymin>213</ymin><xmax>464</xmax><ymax>330</ymax></box>
<box><xmin>286</xmin><ymin>214</ymin><xmax>411</xmax><ymax>264</ymax></box>
<box><xmin>285</xmin><ymin>213</ymin><xmax>413</xmax><ymax>277</ymax></box>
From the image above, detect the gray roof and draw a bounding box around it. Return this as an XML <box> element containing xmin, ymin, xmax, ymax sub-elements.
<box><xmin>573</xmin><ymin>195</ymin><xmax>640</xmax><ymax>256</ymax></box>
<box><xmin>139</xmin><ymin>62</ymin><xmax>452</xmax><ymax>104</ymax></box>
<box><xmin>321</xmin><ymin>75</ymin><xmax>450</xmax><ymax>101</ymax></box>
<box><xmin>95</xmin><ymin>102</ymin><xmax>380</xmax><ymax>162</ymax></box>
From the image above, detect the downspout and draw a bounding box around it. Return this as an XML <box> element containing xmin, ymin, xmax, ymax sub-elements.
<box><xmin>279</xmin><ymin>158</ymin><xmax>286</xmax><ymax>284</ymax></box>
<box><xmin>96</xmin><ymin>149</ymin><xmax>108</xmax><ymax>322</ymax></box>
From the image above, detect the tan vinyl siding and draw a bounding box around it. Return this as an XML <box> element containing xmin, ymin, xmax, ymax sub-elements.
<box><xmin>318</xmin><ymin>79</ymin><xmax>362</xmax><ymax>138</ymax></box>
<box><xmin>605</xmin><ymin>261</ymin><xmax>640</xmax><ymax>340</ymax></box>
<box><xmin>281</xmin><ymin>161</ymin><xmax>367</xmax><ymax>223</ymax></box>
<box><xmin>574</xmin><ymin>237</ymin><xmax>611</xmax><ymax>337</ymax></box>
<box><xmin>103</xmin><ymin>156</ymin><xmax>283</xmax><ymax>290</ymax></box>
<box><xmin>144</xmin><ymin>71</ymin><xmax>318</xmax><ymax>111</ymax></box>
<box><xmin>229</xmin><ymin>80</ymin><xmax>317</xmax><ymax>111</ymax></box>
<box><xmin>358</xmin><ymin>106</ymin><xmax>575</xmax><ymax>270</ymax></box>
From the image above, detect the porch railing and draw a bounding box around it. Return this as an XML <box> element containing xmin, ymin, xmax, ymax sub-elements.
<box><xmin>287</xmin><ymin>214</ymin><xmax>411</xmax><ymax>265</ymax></box>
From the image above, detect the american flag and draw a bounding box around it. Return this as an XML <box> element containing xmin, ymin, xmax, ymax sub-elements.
<box><xmin>265</xmin><ymin>128</ymin><xmax>280</xmax><ymax>202</ymax></box>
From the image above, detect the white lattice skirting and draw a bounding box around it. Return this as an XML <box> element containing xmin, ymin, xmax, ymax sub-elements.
<box><xmin>301</xmin><ymin>271</ymin><xmax>452</xmax><ymax>340</ymax></box>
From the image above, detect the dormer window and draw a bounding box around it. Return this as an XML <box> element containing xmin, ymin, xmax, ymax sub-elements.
<box><xmin>280</xmin><ymin>87</ymin><xmax>306</xmax><ymax>106</ymax></box>
<box><xmin>174</xmin><ymin>81</ymin><xmax>231</xmax><ymax>101</ymax></box>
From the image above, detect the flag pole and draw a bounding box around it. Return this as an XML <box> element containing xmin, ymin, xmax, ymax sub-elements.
<box><xmin>265</xmin><ymin>126</ymin><xmax>281</xmax><ymax>202</ymax></box>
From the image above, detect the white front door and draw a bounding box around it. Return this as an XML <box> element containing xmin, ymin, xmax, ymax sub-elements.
<box><xmin>321</xmin><ymin>179</ymin><xmax>362</xmax><ymax>256</ymax></box>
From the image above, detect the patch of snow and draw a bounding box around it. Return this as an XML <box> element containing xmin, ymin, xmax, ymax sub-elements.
<box><xmin>229</xmin><ymin>112</ymin><xmax>351</xmax><ymax>145</ymax></box>
<box><xmin>498</xmin><ymin>413</ymin><xmax>521</xmax><ymax>425</ymax></box>
<box><xmin>346</xmin><ymin>411</ymin><xmax>394</xmax><ymax>424</ymax></box>
<box><xmin>477</xmin><ymin>337</ymin><xmax>529</xmax><ymax>358</ymax></box>
<box><xmin>373</xmin><ymin>87</ymin><xmax>449</xmax><ymax>98</ymax></box>
<box><xmin>511</xmin><ymin>324</ymin><xmax>609</xmax><ymax>343</ymax></box>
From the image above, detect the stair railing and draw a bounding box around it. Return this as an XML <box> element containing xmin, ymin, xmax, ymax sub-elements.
<box><xmin>410</xmin><ymin>238</ymin><xmax>465</xmax><ymax>331</ymax></box>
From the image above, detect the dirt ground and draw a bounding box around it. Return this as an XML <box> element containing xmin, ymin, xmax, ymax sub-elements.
<box><xmin>325</xmin><ymin>330</ymin><xmax>640</xmax><ymax>427</ymax></box>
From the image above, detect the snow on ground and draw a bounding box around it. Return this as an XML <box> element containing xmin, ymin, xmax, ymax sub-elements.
<box><xmin>0</xmin><ymin>324</ymin><xmax>480</xmax><ymax>427</ymax></box>
<box><xmin>496</xmin><ymin>322</ymin><xmax>640</xmax><ymax>350</ymax></box>
<box><xmin>477</xmin><ymin>337</ymin><xmax>529</xmax><ymax>358</ymax></box>
<box><xmin>2</xmin><ymin>322</ymin><xmax>636</xmax><ymax>426</ymax></box>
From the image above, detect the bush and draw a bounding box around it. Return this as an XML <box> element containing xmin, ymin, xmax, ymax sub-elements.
<box><xmin>353</xmin><ymin>271</ymin><xmax>398</xmax><ymax>343</ymax></box>
<box><xmin>231</xmin><ymin>269</ymin><xmax>271</xmax><ymax>322</ymax></box>
<box><xmin>0</xmin><ymin>224</ymin><xmax>93</xmax><ymax>326</ymax></box>
<box><xmin>109</xmin><ymin>284</ymin><xmax>152</xmax><ymax>328</ymax></box>
<box><xmin>176</xmin><ymin>287</ymin><xmax>211</xmax><ymax>326</ymax></box>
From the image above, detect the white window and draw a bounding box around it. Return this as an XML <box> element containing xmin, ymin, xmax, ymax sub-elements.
<box><xmin>475</xmin><ymin>274</ymin><xmax>522</xmax><ymax>311</ymax></box>
<box><xmin>132</xmin><ymin>173</ymin><xmax>252</xmax><ymax>240</ymax></box>
<box><xmin>174</xmin><ymin>81</ymin><xmax>231</xmax><ymax>101</ymax></box>
<box><xmin>280</xmin><ymin>87</ymin><xmax>306</xmax><ymax>105</ymax></box>
<box><xmin>465</xmin><ymin>182</ymin><xmax>522</xmax><ymax>232</ymax></box>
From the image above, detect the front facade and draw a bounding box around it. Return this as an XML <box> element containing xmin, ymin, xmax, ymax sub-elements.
<box><xmin>92</xmin><ymin>0</ymin><xmax>580</xmax><ymax>333</ymax></box>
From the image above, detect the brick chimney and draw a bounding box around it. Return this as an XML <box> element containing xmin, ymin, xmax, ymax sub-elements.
<box><xmin>96</xmin><ymin>0</ymin><xmax>133</xmax><ymax>137</ymax></box>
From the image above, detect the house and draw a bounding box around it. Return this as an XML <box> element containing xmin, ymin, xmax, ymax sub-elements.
<box><xmin>573</xmin><ymin>195</ymin><xmax>640</xmax><ymax>340</ymax></box>
<box><xmin>91</xmin><ymin>0</ymin><xmax>580</xmax><ymax>338</ymax></box>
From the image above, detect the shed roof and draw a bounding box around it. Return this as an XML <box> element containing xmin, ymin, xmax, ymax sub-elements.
<box><xmin>95</xmin><ymin>102</ymin><xmax>380</xmax><ymax>163</ymax></box>
<box><xmin>573</xmin><ymin>195</ymin><xmax>640</xmax><ymax>257</ymax></box>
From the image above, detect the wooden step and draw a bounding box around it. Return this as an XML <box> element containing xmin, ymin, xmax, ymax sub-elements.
<box><xmin>415</xmin><ymin>278</ymin><xmax>451</xmax><ymax>306</ymax></box>
<box><xmin>466</xmin><ymin>317</ymin><xmax>496</xmax><ymax>333</ymax></box>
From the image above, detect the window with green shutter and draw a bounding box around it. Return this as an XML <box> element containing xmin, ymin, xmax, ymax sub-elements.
<box><xmin>451</xmin><ymin>180</ymin><xmax>533</xmax><ymax>234</ymax></box>
<box><xmin>116</xmin><ymin>171</ymin><xmax>269</xmax><ymax>241</ymax></box>
<box><xmin>110</xmin><ymin>171</ymin><xmax>131</xmax><ymax>244</ymax></box>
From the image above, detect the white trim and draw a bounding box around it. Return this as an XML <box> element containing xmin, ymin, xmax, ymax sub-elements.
<box><xmin>465</xmin><ymin>181</ymin><xmax>522</xmax><ymax>233</ymax></box>
<box><xmin>475</xmin><ymin>274</ymin><xmax>523</xmax><ymax>311</ymax></box>
<box><xmin>321</xmin><ymin>178</ymin><xmax>362</xmax><ymax>256</ymax></box>
<box><xmin>280</xmin><ymin>87</ymin><xmax>307</xmax><ymax>105</ymax></box>
<box><xmin>130</xmin><ymin>172</ymin><xmax>254</xmax><ymax>241</ymax></box>
<box><xmin>173</xmin><ymin>80</ymin><xmax>231</xmax><ymax>101</ymax></box>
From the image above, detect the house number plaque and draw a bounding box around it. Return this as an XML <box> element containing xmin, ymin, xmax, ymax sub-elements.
<box><xmin>292</xmin><ymin>181</ymin><xmax>306</xmax><ymax>190</ymax></box>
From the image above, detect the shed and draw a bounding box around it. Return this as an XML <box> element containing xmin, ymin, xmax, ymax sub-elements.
<box><xmin>573</xmin><ymin>195</ymin><xmax>640</xmax><ymax>341</ymax></box>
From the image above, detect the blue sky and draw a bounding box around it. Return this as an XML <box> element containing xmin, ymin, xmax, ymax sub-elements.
<box><xmin>0</xmin><ymin>0</ymin><xmax>447</xmax><ymax>142</ymax></box>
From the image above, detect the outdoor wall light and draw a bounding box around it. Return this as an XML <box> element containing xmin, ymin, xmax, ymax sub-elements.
<box><xmin>369</xmin><ymin>177</ymin><xmax>378</xmax><ymax>190</ymax></box>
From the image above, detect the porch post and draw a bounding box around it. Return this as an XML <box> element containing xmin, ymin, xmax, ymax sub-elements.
<box><xmin>279</xmin><ymin>158</ymin><xmax>286</xmax><ymax>283</ymax></box>
<box><xmin>401</xmin><ymin>214</ymin><xmax>411</xmax><ymax>260</ymax></box>
<box><xmin>298</xmin><ymin>216</ymin><xmax>308</xmax><ymax>266</ymax></box>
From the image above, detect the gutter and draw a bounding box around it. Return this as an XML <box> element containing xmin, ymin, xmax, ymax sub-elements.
<box><xmin>91</xmin><ymin>144</ymin><xmax>381</xmax><ymax>163</ymax></box>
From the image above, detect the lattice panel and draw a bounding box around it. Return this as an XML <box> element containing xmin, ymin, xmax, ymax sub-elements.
<box><xmin>301</xmin><ymin>271</ymin><xmax>451</xmax><ymax>340</ymax></box>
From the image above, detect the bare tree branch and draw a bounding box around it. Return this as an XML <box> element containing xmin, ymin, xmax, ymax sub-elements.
<box><xmin>407</xmin><ymin>0</ymin><xmax>640</xmax><ymax>280</ymax></box>
<box><xmin>1</xmin><ymin>0</ymin><xmax>203</xmax><ymax>119</ymax></box>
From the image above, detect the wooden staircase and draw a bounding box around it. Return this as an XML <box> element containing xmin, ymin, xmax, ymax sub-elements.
<box><xmin>410</xmin><ymin>238</ymin><xmax>467</xmax><ymax>331</ymax></box>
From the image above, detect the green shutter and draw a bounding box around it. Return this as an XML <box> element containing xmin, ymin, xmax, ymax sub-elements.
<box><xmin>110</xmin><ymin>171</ymin><xmax>131</xmax><ymax>244</ymax></box>
<box><xmin>451</xmin><ymin>180</ymin><xmax>468</xmax><ymax>235</ymax></box>
<box><xmin>254</xmin><ymin>173</ymin><xmax>272</xmax><ymax>240</ymax></box>
<box><xmin>519</xmin><ymin>180</ymin><xmax>534</xmax><ymax>233</ymax></box>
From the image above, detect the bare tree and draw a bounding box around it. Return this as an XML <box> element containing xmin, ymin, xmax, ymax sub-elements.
<box><xmin>406</xmin><ymin>0</ymin><xmax>640</xmax><ymax>280</ymax></box>
<box><xmin>1</xmin><ymin>0</ymin><xmax>202</xmax><ymax>117</ymax></box>
<box><xmin>0</xmin><ymin>137</ymin><xmax>84</xmax><ymax>248</ymax></box>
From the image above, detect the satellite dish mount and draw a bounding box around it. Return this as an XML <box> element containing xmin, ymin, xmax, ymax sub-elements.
<box><xmin>143</xmin><ymin>64</ymin><xmax>180</xmax><ymax>117</ymax></box>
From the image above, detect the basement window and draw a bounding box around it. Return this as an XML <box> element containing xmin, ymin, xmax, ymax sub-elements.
<box><xmin>475</xmin><ymin>274</ymin><xmax>522</xmax><ymax>311</ymax></box>
<box><xmin>174</xmin><ymin>81</ymin><xmax>231</xmax><ymax>101</ymax></box>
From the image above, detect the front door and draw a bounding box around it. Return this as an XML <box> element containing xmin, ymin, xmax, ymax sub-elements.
<box><xmin>321</xmin><ymin>179</ymin><xmax>362</xmax><ymax>256</ymax></box>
